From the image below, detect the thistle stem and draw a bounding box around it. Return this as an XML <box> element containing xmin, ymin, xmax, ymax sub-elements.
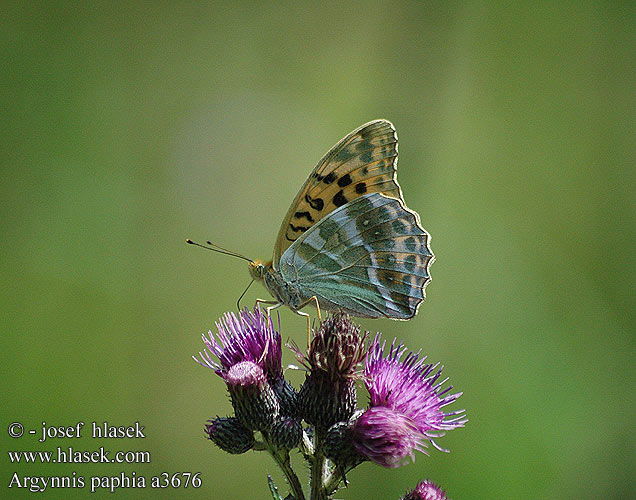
<box><xmin>323</xmin><ymin>469</ymin><xmax>341</xmax><ymax>497</ymax></box>
<box><xmin>310</xmin><ymin>434</ymin><xmax>326</xmax><ymax>500</ymax></box>
<box><xmin>268</xmin><ymin>445</ymin><xmax>306</xmax><ymax>500</ymax></box>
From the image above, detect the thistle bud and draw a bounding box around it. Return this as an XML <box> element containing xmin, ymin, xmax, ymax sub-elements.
<box><xmin>323</xmin><ymin>419</ymin><xmax>365</xmax><ymax>471</ymax></box>
<box><xmin>293</xmin><ymin>313</ymin><xmax>367</xmax><ymax>433</ymax></box>
<box><xmin>226</xmin><ymin>361</ymin><xmax>279</xmax><ymax>431</ymax></box>
<box><xmin>272</xmin><ymin>377</ymin><xmax>299</xmax><ymax>418</ymax></box>
<box><xmin>298</xmin><ymin>372</ymin><xmax>356</xmax><ymax>432</ymax></box>
<box><xmin>205</xmin><ymin>416</ymin><xmax>254</xmax><ymax>454</ymax></box>
<box><xmin>269</xmin><ymin>417</ymin><xmax>303</xmax><ymax>449</ymax></box>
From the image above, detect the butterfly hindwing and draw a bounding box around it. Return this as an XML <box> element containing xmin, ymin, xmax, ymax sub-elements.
<box><xmin>278</xmin><ymin>193</ymin><xmax>433</xmax><ymax>319</ymax></box>
<box><xmin>273</xmin><ymin>120</ymin><xmax>402</xmax><ymax>266</ymax></box>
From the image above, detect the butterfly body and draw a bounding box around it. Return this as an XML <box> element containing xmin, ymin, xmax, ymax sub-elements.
<box><xmin>248</xmin><ymin>119</ymin><xmax>434</xmax><ymax>320</ymax></box>
<box><xmin>249</xmin><ymin>260</ymin><xmax>305</xmax><ymax>310</ymax></box>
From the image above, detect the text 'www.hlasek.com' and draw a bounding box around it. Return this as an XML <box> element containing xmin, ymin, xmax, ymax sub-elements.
<box><xmin>6</xmin><ymin>421</ymin><xmax>202</xmax><ymax>494</ymax></box>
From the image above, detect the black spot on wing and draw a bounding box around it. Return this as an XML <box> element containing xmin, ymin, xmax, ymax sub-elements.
<box><xmin>289</xmin><ymin>224</ymin><xmax>308</xmax><ymax>233</ymax></box>
<box><xmin>305</xmin><ymin>194</ymin><xmax>324</xmax><ymax>211</ymax></box>
<box><xmin>294</xmin><ymin>211</ymin><xmax>315</xmax><ymax>223</ymax></box>
<box><xmin>337</xmin><ymin>174</ymin><xmax>352</xmax><ymax>187</ymax></box>
<box><xmin>333</xmin><ymin>190</ymin><xmax>348</xmax><ymax>207</ymax></box>
<box><xmin>323</xmin><ymin>172</ymin><xmax>336</xmax><ymax>184</ymax></box>
<box><xmin>355</xmin><ymin>182</ymin><xmax>367</xmax><ymax>194</ymax></box>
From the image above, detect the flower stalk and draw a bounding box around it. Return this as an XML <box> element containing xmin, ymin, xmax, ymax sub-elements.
<box><xmin>310</xmin><ymin>434</ymin><xmax>326</xmax><ymax>500</ymax></box>
<box><xmin>267</xmin><ymin>442</ymin><xmax>306</xmax><ymax>500</ymax></box>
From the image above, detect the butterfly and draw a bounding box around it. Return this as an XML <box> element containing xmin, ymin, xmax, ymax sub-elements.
<box><xmin>246</xmin><ymin>119</ymin><xmax>434</xmax><ymax>321</ymax></box>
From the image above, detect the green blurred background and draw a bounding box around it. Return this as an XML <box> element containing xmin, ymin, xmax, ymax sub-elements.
<box><xmin>2</xmin><ymin>2</ymin><xmax>635</xmax><ymax>499</ymax></box>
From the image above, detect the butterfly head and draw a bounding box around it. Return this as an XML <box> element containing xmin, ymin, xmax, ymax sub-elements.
<box><xmin>248</xmin><ymin>259</ymin><xmax>271</xmax><ymax>281</ymax></box>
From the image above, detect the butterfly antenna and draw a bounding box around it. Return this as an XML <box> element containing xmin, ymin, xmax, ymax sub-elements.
<box><xmin>186</xmin><ymin>239</ymin><xmax>252</xmax><ymax>262</ymax></box>
<box><xmin>205</xmin><ymin>240</ymin><xmax>249</xmax><ymax>257</ymax></box>
<box><xmin>236</xmin><ymin>279</ymin><xmax>255</xmax><ymax>311</ymax></box>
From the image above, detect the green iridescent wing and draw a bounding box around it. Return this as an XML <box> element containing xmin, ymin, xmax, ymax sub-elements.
<box><xmin>278</xmin><ymin>193</ymin><xmax>433</xmax><ymax>319</ymax></box>
<box><xmin>272</xmin><ymin>120</ymin><xmax>402</xmax><ymax>267</ymax></box>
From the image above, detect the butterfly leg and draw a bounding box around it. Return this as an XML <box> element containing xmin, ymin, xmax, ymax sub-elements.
<box><xmin>309</xmin><ymin>295</ymin><xmax>322</xmax><ymax>321</ymax></box>
<box><xmin>295</xmin><ymin>309</ymin><xmax>313</xmax><ymax>347</ymax></box>
<box><xmin>265</xmin><ymin>302</ymin><xmax>282</xmax><ymax>323</ymax></box>
<box><xmin>296</xmin><ymin>296</ymin><xmax>322</xmax><ymax>345</ymax></box>
<box><xmin>254</xmin><ymin>298</ymin><xmax>281</xmax><ymax>322</ymax></box>
<box><xmin>255</xmin><ymin>298</ymin><xmax>278</xmax><ymax>309</ymax></box>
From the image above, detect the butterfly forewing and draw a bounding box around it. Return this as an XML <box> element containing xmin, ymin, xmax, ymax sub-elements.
<box><xmin>273</xmin><ymin>120</ymin><xmax>402</xmax><ymax>267</ymax></box>
<box><xmin>278</xmin><ymin>193</ymin><xmax>433</xmax><ymax>319</ymax></box>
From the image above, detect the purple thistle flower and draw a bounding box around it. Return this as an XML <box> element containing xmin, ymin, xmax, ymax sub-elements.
<box><xmin>351</xmin><ymin>406</ymin><xmax>424</xmax><ymax>468</ymax></box>
<box><xmin>194</xmin><ymin>308</ymin><xmax>283</xmax><ymax>431</ymax></box>
<box><xmin>193</xmin><ymin>307</ymin><xmax>282</xmax><ymax>383</ymax></box>
<box><xmin>402</xmin><ymin>479</ymin><xmax>449</xmax><ymax>500</ymax></box>
<box><xmin>359</xmin><ymin>335</ymin><xmax>466</xmax><ymax>462</ymax></box>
